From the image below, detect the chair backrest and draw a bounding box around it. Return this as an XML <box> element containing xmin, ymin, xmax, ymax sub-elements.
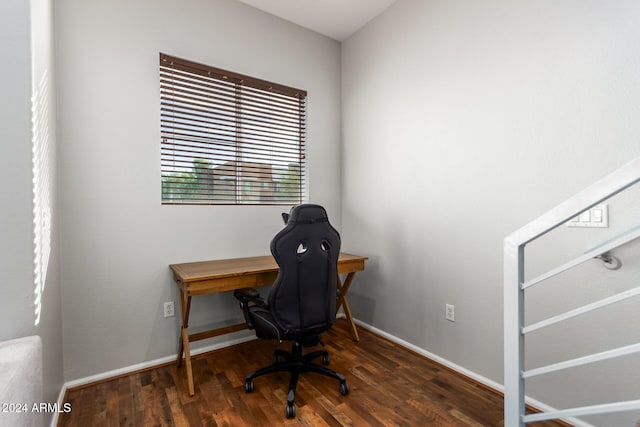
<box><xmin>268</xmin><ymin>204</ymin><xmax>341</xmax><ymax>337</ymax></box>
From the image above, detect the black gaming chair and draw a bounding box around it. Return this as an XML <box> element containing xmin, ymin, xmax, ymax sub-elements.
<box><xmin>233</xmin><ymin>204</ymin><xmax>349</xmax><ymax>418</ymax></box>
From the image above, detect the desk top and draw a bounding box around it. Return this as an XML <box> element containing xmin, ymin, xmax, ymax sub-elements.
<box><xmin>170</xmin><ymin>252</ymin><xmax>367</xmax><ymax>285</ymax></box>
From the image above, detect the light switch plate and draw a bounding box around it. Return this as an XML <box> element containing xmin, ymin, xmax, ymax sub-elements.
<box><xmin>567</xmin><ymin>204</ymin><xmax>608</xmax><ymax>228</ymax></box>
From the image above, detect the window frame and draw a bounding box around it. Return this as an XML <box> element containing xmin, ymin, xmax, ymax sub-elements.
<box><xmin>160</xmin><ymin>53</ymin><xmax>307</xmax><ymax>205</ymax></box>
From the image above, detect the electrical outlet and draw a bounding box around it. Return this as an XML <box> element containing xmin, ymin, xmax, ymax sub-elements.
<box><xmin>445</xmin><ymin>304</ymin><xmax>455</xmax><ymax>322</ymax></box>
<box><xmin>164</xmin><ymin>301</ymin><xmax>175</xmax><ymax>318</ymax></box>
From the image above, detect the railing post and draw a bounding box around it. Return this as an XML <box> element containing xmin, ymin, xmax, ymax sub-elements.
<box><xmin>504</xmin><ymin>238</ymin><xmax>525</xmax><ymax>427</ymax></box>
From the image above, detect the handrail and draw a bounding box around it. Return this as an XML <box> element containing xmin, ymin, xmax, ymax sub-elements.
<box><xmin>504</xmin><ymin>156</ymin><xmax>640</xmax><ymax>426</ymax></box>
<box><xmin>506</xmin><ymin>157</ymin><xmax>640</xmax><ymax>247</ymax></box>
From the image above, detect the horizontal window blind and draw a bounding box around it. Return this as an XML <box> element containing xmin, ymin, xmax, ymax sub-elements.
<box><xmin>160</xmin><ymin>53</ymin><xmax>307</xmax><ymax>205</ymax></box>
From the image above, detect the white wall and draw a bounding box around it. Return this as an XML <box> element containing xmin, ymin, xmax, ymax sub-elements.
<box><xmin>342</xmin><ymin>0</ymin><xmax>640</xmax><ymax>425</ymax></box>
<box><xmin>55</xmin><ymin>0</ymin><xmax>341</xmax><ymax>381</ymax></box>
<box><xmin>0</xmin><ymin>0</ymin><xmax>36</xmax><ymax>343</ymax></box>
<box><xmin>0</xmin><ymin>0</ymin><xmax>63</xmax><ymax>423</ymax></box>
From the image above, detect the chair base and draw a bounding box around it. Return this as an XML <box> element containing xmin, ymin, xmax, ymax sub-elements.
<box><xmin>244</xmin><ymin>341</ymin><xmax>349</xmax><ymax>418</ymax></box>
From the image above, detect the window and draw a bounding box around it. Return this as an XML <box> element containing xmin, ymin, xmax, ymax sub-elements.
<box><xmin>160</xmin><ymin>53</ymin><xmax>307</xmax><ymax>205</ymax></box>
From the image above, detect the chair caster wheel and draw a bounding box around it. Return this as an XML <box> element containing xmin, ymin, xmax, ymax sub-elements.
<box><xmin>244</xmin><ymin>379</ymin><xmax>254</xmax><ymax>393</ymax></box>
<box><xmin>339</xmin><ymin>381</ymin><xmax>349</xmax><ymax>395</ymax></box>
<box><xmin>322</xmin><ymin>354</ymin><xmax>330</xmax><ymax>365</ymax></box>
<box><xmin>286</xmin><ymin>403</ymin><xmax>296</xmax><ymax>418</ymax></box>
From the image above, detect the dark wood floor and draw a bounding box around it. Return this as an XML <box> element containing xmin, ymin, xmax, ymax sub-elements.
<box><xmin>59</xmin><ymin>320</ymin><xmax>565</xmax><ymax>426</ymax></box>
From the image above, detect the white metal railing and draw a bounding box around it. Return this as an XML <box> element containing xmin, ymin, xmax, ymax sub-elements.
<box><xmin>504</xmin><ymin>157</ymin><xmax>640</xmax><ymax>426</ymax></box>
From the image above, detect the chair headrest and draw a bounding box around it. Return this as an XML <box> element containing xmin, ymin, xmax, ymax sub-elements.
<box><xmin>286</xmin><ymin>204</ymin><xmax>329</xmax><ymax>225</ymax></box>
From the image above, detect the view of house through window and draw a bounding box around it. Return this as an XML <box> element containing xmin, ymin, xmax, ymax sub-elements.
<box><xmin>160</xmin><ymin>53</ymin><xmax>307</xmax><ymax>205</ymax></box>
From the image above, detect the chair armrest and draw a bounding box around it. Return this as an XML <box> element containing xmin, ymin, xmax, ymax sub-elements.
<box><xmin>233</xmin><ymin>288</ymin><xmax>265</xmax><ymax>329</ymax></box>
<box><xmin>234</xmin><ymin>287</ymin><xmax>261</xmax><ymax>300</ymax></box>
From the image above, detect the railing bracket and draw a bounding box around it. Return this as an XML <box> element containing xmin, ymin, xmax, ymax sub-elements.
<box><xmin>595</xmin><ymin>251</ymin><xmax>622</xmax><ymax>270</ymax></box>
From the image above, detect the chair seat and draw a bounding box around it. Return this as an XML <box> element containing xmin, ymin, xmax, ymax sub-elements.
<box><xmin>246</xmin><ymin>304</ymin><xmax>334</xmax><ymax>346</ymax></box>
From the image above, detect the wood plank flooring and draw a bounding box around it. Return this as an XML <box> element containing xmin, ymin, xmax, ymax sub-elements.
<box><xmin>59</xmin><ymin>320</ymin><xmax>565</xmax><ymax>426</ymax></box>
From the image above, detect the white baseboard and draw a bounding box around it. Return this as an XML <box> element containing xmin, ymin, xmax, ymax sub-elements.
<box><xmin>50</xmin><ymin>334</ymin><xmax>256</xmax><ymax>427</ymax></box>
<box><xmin>51</xmin><ymin>316</ymin><xmax>593</xmax><ymax>427</ymax></box>
<box><xmin>49</xmin><ymin>382</ymin><xmax>68</xmax><ymax>427</ymax></box>
<box><xmin>351</xmin><ymin>317</ymin><xmax>594</xmax><ymax>427</ymax></box>
<box><xmin>350</xmin><ymin>317</ymin><xmax>505</xmax><ymax>390</ymax></box>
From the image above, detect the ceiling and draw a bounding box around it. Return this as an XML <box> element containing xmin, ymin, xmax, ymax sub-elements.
<box><xmin>236</xmin><ymin>0</ymin><xmax>398</xmax><ymax>41</ymax></box>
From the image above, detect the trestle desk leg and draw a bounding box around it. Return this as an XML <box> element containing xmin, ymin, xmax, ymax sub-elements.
<box><xmin>337</xmin><ymin>272</ymin><xmax>360</xmax><ymax>342</ymax></box>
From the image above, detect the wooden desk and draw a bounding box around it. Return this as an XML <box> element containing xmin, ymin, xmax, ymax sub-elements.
<box><xmin>170</xmin><ymin>252</ymin><xmax>367</xmax><ymax>396</ymax></box>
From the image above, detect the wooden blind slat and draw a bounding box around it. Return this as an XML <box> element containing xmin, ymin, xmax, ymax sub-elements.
<box><xmin>160</xmin><ymin>93</ymin><xmax>304</xmax><ymax>125</ymax></box>
<box><xmin>159</xmin><ymin>73</ymin><xmax>303</xmax><ymax>110</ymax></box>
<box><xmin>162</xmin><ymin>124</ymin><xmax>304</xmax><ymax>146</ymax></box>
<box><xmin>160</xmin><ymin>135</ymin><xmax>304</xmax><ymax>159</ymax></box>
<box><xmin>161</xmin><ymin>116</ymin><xmax>305</xmax><ymax>140</ymax></box>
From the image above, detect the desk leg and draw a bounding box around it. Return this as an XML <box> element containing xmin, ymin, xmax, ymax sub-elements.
<box><xmin>181</xmin><ymin>326</ymin><xmax>195</xmax><ymax>396</ymax></box>
<box><xmin>337</xmin><ymin>272</ymin><xmax>359</xmax><ymax>342</ymax></box>
<box><xmin>176</xmin><ymin>291</ymin><xmax>195</xmax><ymax>396</ymax></box>
<box><xmin>176</xmin><ymin>290</ymin><xmax>190</xmax><ymax>366</ymax></box>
